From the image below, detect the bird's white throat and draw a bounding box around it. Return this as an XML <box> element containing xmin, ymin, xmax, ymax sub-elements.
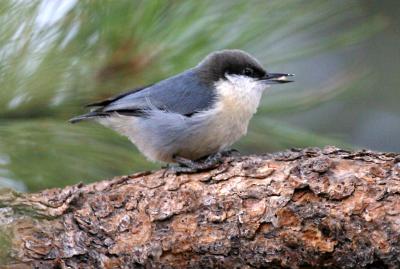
<box><xmin>215</xmin><ymin>74</ymin><xmax>266</xmax><ymax>117</ymax></box>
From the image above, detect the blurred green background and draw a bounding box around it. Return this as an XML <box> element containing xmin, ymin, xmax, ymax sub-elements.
<box><xmin>0</xmin><ymin>0</ymin><xmax>399</xmax><ymax>192</ymax></box>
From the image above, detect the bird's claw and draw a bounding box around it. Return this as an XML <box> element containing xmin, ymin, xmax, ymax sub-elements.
<box><xmin>164</xmin><ymin>149</ymin><xmax>240</xmax><ymax>175</ymax></box>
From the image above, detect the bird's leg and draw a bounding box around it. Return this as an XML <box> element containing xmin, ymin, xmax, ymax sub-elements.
<box><xmin>163</xmin><ymin>163</ymin><xmax>197</xmax><ymax>174</ymax></box>
<box><xmin>199</xmin><ymin>151</ymin><xmax>224</xmax><ymax>168</ymax></box>
<box><xmin>220</xmin><ymin>148</ymin><xmax>240</xmax><ymax>156</ymax></box>
<box><xmin>168</xmin><ymin>149</ymin><xmax>241</xmax><ymax>174</ymax></box>
<box><xmin>171</xmin><ymin>152</ymin><xmax>224</xmax><ymax>173</ymax></box>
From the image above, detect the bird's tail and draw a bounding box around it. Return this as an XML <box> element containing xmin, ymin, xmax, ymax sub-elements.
<box><xmin>69</xmin><ymin>111</ymin><xmax>108</xmax><ymax>124</ymax></box>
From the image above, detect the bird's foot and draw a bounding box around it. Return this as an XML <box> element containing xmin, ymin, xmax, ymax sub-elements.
<box><xmin>220</xmin><ymin>148</ymin><xmax>240</xmax><ymax>157</ymax></box>
<box><xmin>164</xmin><ymin>149</ymin><xmax>240</xmax><ymax>175</ymax></box>
<box><xmin>170</xmin><ymin>152</ymin><xmax>225</xmax><ymax>174</ymax></box>
<box><xmin>162</xmin><ymin>163</ymin><xmax>193</xmax><ymax>177</ymax></box>
<box><xmin>165</xmin><ymin>164</ymin><xmax>200</xmax><ymax>174</ymax></box>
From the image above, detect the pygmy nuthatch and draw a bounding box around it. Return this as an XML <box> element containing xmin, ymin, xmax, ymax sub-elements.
<box><xmin>70</xmin><ymin>49</ymin><xmax>294</xmax><ymax>172</ymax></box>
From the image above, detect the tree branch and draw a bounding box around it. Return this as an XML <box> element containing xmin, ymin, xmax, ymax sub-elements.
<box><xmin>1</xmin><ymin>147</ymin><xmax>400</xmax><ymax>268</ymax></box>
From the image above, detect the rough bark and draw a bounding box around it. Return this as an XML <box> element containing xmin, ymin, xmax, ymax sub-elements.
<box><xmin>1</xmin><ymin>147</ymin><xmax>400</xmax><ymax>269</ymax></box>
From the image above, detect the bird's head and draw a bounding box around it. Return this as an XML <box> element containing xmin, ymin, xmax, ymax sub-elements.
<box><xmin>196</xmin><ymin>49</ymin><xmax>293</xmax><ymax>92</ymax></box>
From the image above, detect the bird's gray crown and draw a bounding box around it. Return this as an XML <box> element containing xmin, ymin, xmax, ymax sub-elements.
<box><xmin>196</xmin><ymin>49</ymin><xmax>267</xmax><ymax>85</ymax></box>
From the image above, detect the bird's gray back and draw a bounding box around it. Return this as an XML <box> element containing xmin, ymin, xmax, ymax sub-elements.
<box><xmin>103</xmin><ymin>69</ymin><xmax>217</xmax><ymax>116</ymax></box>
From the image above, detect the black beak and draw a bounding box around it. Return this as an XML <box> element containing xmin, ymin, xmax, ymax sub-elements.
<box><xmin>260</xmin><ymin>73</ymin><xmax>294</xmax><ymax>84</ymax></box>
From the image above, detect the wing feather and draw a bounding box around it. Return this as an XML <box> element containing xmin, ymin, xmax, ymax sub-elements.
<box><xmin>99</xmin><ymin>69</ymin><xmax>216</xmax><ymax>116</ymax></box>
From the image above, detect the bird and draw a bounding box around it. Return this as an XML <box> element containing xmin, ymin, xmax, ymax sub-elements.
<box><xmin>70</xmin><ymin>49</ymin><xmax>294</xmax><ymax>172</ymax></box>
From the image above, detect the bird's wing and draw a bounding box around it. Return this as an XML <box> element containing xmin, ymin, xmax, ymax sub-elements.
<box><xmin>95</xmin><ymin>70</ymin><xmax>217</xmax><ymax>116</ymax></box>
<box><xmin>86</xmin><ymin>85</ymin><xmax>150</xmax><ymax>108</ymax></box>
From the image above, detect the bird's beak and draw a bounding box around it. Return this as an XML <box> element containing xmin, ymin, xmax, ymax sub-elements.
<box><xmin>260</xmin><ymin>73</ymin><xmax>294</xmax><ymax>84</ymax></box>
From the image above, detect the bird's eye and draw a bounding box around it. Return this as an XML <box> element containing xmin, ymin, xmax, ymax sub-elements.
<box><xmin>243</xmin><ymin>67</ymin><xmax>254</xmax><ymax>77</ymax></box>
